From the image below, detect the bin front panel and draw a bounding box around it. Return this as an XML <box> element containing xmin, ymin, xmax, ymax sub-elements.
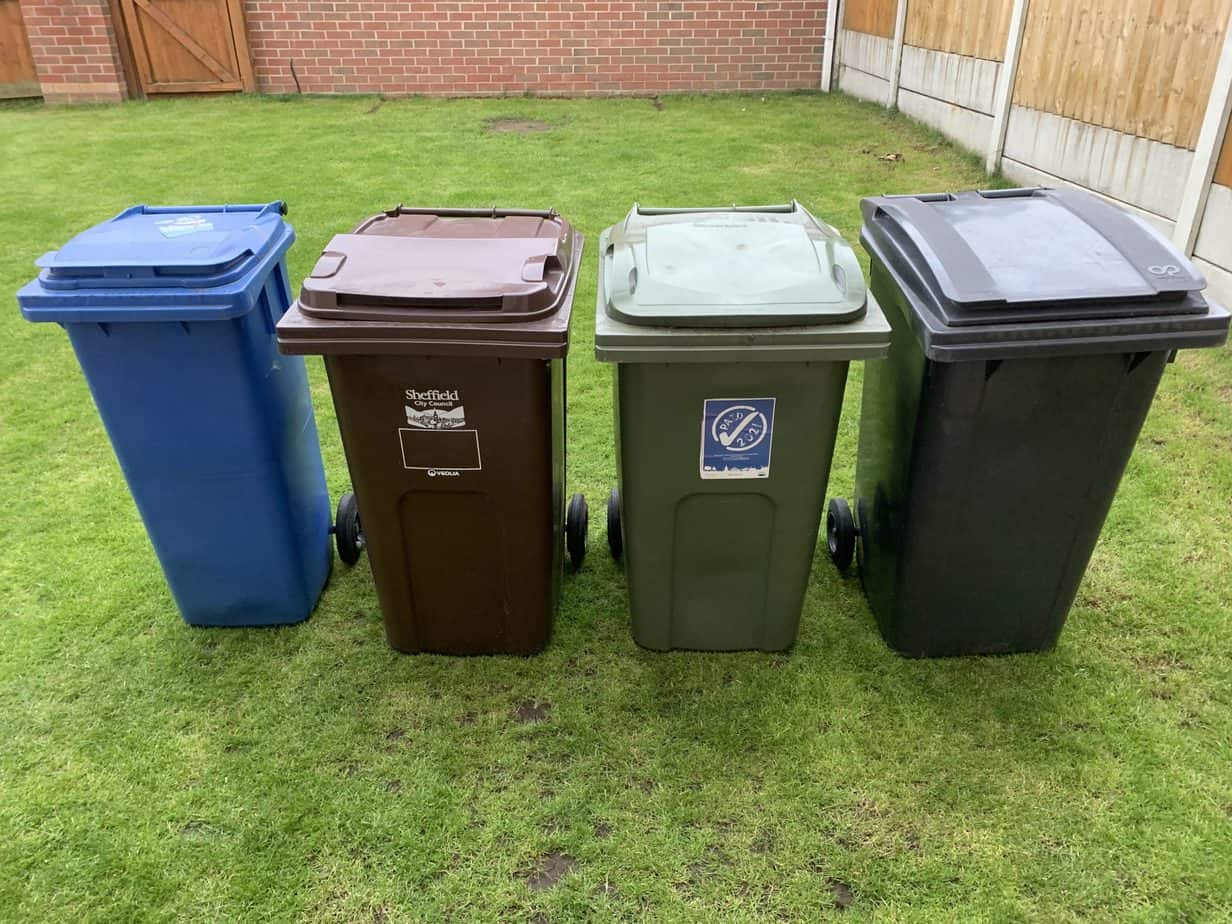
<box><xmin>857</xmin><ymin>261</ymin><xmax>1169</xmax><ymax>656</ymax></box>
<box><xmin>323</xmin><ymin>353</ymin><xmax>559</xmax><ymax>655</ymax></box>
<box><xmin>615</xmin><ymin>359</ymin><xmax>848</xmax><ymax>651</ymax></box>
<box><xmin>64</xmin><ymin>262</ymin><xmax>331</xmax><ymax>626</ymax></box>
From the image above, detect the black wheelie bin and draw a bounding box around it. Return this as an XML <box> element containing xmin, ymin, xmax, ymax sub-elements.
<box><xmin>828</xmin><ymin>187</ymin><xmax>1229</xmax><ymax>657</ymax></box>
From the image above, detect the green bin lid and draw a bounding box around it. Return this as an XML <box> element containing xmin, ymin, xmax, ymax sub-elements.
<box><xmin>595</xmin><ymin>203</ymin><xmax>890</xmax><ymax>363</ymax></box>
<box><xmin>602</xmin><ymin>202</ymin><xmax>867</xmax><ymax>328</ymax></box>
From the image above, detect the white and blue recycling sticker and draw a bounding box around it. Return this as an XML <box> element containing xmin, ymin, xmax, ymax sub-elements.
<box><xmin>155</xmin><ymin>215</ymin><xmax>215</xmax><ymax>239</ymax></box>
<box><xmin>700</xmin><ymin>397</ymin><xmax>776</xmax><ymax>479</ymax></box>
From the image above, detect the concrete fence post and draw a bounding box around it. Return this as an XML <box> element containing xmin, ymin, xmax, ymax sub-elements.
<box><xmin>985</xmin><ymin>0</ymin><xmax>1030</xmax><ymax>174</ymax></box>
<box><xmin>887</xmin><ymin>0</ymin><xmax>908</xmax><ymax>108</ymax></box>
<box><xmin>821</xmin><ymin>0</ymin><xmax>841</xmax><ymax>91</ymax></box>
<box><xmin>1173</xmin><ymin>10</ymin><xmax>1232</xmax><ymax>255</ymax></box>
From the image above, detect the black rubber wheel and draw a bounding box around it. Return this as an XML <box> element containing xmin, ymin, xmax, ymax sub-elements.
<box><xmin>565</xmin><ymin>493</ymin><xmax>588</xmax><ymax>572</ymax></box>
<box><xmin>335</xmin><ymin>492</ymin><xmax>364</xmax><ymax>566</ymax></box>
<box><xmin>606</xmin><ymin>488</ymin><xmax>623</xmax><ymax>561</ymax></box>
<box><xmin>826</xmin><ymin>497</ymin><xmax>856</xmax><ymax>574</ymax></box>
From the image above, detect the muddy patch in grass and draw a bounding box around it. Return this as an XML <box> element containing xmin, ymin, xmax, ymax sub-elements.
<box><xmin>520</xmin><ymin>851</ymin><xmax>578</xmax><ymax>890</ymax></box>
<box><xmin>680</xmin><ymin>845</ymin><xmax>732</xmax><ymax>891</ymax></box>
<box><xmin>514</xmin><ymin>699</ymin><xmax>551</xmax><ymax>723</ymax></box>
<box><xmin>486</xmin><ymin>118</ymin><xmax>552</xmax><ymax>134</ymax></box>
<box><xmin>179</xmin><ymin>820</ymin><xmax>219</xmax><ymax>841</ymax></box>
<box><xmin>828</xmin><ymin>878</ymin><xmax>855</xmax><ymax>911</ymax></box>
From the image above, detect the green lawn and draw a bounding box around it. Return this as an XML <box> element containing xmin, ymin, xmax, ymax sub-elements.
<box><xmin>2</xmin><ymin>93</ymin><xmax>1230</xmax><ymax>923</ymax></box>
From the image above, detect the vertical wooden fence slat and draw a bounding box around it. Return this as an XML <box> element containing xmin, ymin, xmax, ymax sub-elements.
<box><xmin>1216</xmin><ymin>133</ymin><xmax>1232</xmax><ymax>189</ymax></box>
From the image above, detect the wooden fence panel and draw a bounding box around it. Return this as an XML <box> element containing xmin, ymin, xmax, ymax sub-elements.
<box><xmin>904</xmin><ymin>0</ymin><xmax>1014</xmax><ymax>61</ymax></box>
<box><xmin>1217</xmin><ymin>130</ymin><xmax>1232</xmax><ymax>188</ymax></box>
<box><xmin>1012</xmin><ymin>0</ymin><xmax>1232</xmax><ymax>149</ymax></box>
<box><xmin>843</xmin><ymin>0</ymin><xmax>897</xmax><ymax>39</ymax></box>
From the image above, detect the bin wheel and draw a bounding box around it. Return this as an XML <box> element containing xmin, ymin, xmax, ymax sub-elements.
<box><xmin>827</xmin><ymin>497</ymin><xmax>857</xmax><ymax>574</ymax></box>
<box><xmin>336</xmin><ymin>492</ymin><xmax>365</xmax><ymax>566</ymax></box>
<box><xmin>566</xmin><ymin>493</ymin><xmax>588</xmax><ymax>572</ymax></box>
<box><xmin>607</xmin><ymin>488</ymin><xmax>623</xmax><ymax>562</ymax></box>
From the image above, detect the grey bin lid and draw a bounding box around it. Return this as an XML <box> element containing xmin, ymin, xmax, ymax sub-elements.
<box><xmin>862</xmin><ymin>187</ymin><xmax>1229</xmax><ymax>360</ymax></box>
<box><xmin>595</xmin><ymin>203</ymin><xmax>891</xmax><ymax>363</ymax></box>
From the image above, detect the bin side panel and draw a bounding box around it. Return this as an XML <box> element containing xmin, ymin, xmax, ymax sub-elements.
<box><xmin>617</xmin><ymin>360</ymin><xmax>848</xmax><ymax>652</ymax></box>
<box><xmin>854</xmin><ymin>265</ymin><xmax>929</xmax><ymax>639</ymax></box>
<box><xmin>885</xmin><ymin>349</ymin><xmax>1169</xmax><ymax>656</ymax></box>
<box><xmin>324</xmin><ymin>354</ymin><xmax>556</xmax><ymax>655</ymax></box>
<box><xmin>65</xmin><ymin>268</ymin><xmax>330</xmax><ymax>627</ymax></box>
<box><xmin>550</xmin><ymin>358</ymin><xmax>565</xmax><ymax>614</ymax></box>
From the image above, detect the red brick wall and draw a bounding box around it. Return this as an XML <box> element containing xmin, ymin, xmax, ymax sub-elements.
<box><xmin>244</xmin><ymin>1</ymin><xmax>828</xmax><ymax>96</ymax></box>
<box><xmin>20</xmin><ymin>0</ymin><xmax>126</xmax><ymax>103</ymax></box>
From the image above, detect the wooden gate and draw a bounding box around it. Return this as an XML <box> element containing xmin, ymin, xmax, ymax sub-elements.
<box><xmin>0</xmin><ymin>0</ymin><xmax>39</xmax><ymax>98</ymax></box>
<box><xmin>117</xmin><ymin>0</ymin><xmax>254</xmax><ymax>95</ymax></box>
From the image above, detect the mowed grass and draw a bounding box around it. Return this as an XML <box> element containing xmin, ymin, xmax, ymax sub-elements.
<box><xmin>1</xmin><ymin>92</ymin><xmax>1230</xmax><ymax>923</ymax></box>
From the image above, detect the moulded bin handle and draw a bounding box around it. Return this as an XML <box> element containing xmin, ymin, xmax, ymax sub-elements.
<box><xmin>521</xmin><ymin>251</ymin><xmax>562</xmax><ymax>283</ymax></box>
<box><xmin>115</xmin><ymin>202</ymin><xmax>287</xmax><ymax>219</ymax></box>
<box><xmin>379</xmin><ymin>204</ymin><xmax>559</xmax><ymax>219</ymax></box>
<box><xmin>633</xmin><ymin>201</ymin><xmax>799</xmax><ymax>216</ymax></box>
<box><xmin>603</xmin><ymin>242</ymin><xmax>637</xmax><ymax>307</ymax></box>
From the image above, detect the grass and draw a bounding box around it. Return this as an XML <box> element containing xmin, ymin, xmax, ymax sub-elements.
<box><xmin>1</xmin><ymin>92</ymin><xmax>1230</xmax><ymax>923</ymax></box>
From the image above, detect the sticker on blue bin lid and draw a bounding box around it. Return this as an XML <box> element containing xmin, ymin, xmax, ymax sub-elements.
<box><xmin>156</xmin><ymin>215</ymin><xmax>215</xmax><ymax>238</ymax></box>
<box><xmin>700</xmin><ymin>397</ymin><xmax>775</xmax><ymax>479</ymax></box>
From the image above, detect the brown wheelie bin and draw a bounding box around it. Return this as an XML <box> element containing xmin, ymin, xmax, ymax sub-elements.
<box><xmin>276</xmin><ymin>206</ymin><xmax>587</xmax><ymax>655</ymax></box>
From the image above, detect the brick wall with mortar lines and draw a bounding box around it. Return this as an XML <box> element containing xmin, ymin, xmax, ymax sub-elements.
<box><xmin>20</xmin><ymin>0</ymin><xmax>126</xmax><ymax>103</ymax></box>
<box><xmin>244</xmin><ymin>1</ymin><xmax>828</xmax><ymax>96</ymax></box>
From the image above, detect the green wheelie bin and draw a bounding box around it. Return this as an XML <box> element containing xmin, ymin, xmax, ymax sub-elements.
<box><xmin>595</xmin><ymin>203</ymin><xmax>891</xmax><ymax>651</ymax></box>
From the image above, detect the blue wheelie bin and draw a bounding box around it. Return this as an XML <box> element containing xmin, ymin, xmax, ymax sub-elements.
<box><xmin>17</xmin><ymin>203</ymin><xmax>332</xmax><ymax>627</ymax></box>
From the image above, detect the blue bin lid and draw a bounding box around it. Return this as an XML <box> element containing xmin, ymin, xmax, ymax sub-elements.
<box><xmin>36</xmin><ymin>202</ymin><xmax>288</xmax><ymax>291</ymax></box>
<box><xmin>18</xmin><ymin>202</ymin><xmax>294</xmax><ymax>324</ymax></box>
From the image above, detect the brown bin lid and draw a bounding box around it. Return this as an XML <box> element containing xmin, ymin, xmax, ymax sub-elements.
<box><xmin>277</xmin><ymin>207</ymin><xmax>582</xmax><ymax>358</ymax></box>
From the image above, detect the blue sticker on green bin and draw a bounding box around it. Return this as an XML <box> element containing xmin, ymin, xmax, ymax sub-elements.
<box><xmin>700</xmin><ymin>398</ymin><xmax>775</xmax><ymax>479</ymax></box>
<box><xmin>156</xmin><ymin>215</ymin><xmax>215</xmax><ymax>238</ymax></box>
